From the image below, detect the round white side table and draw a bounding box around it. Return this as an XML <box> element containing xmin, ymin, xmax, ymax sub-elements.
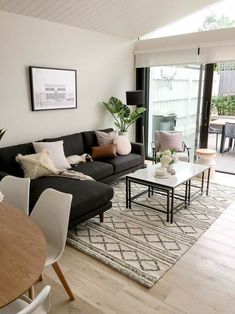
<box><xmin>196</xmin><ymin>148</ymin><xmax>217</xmax><ymax>178</ymax></box>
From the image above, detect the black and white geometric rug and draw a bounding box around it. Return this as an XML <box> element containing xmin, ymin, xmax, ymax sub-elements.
<box><xmin>67</xmin><ymin>180</ymin><xmax>234</xmax><ymax>288</ymax></box>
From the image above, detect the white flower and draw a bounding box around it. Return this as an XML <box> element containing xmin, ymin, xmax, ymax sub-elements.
<box><xmin>0</xmin><ymin>191</ymin><xmax>4</xmax><ymax>202</ymax></box>
<box><xmin>163</xmin><ymin>149</ymin><xmax>172</xmax><ymax>156</ymax></box>
<box><xmin>161</xmin><ymin>155</ymin><xmax>172</xmax><ymax>165</ymax></box>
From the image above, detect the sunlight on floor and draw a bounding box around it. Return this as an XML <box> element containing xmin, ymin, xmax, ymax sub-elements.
<box><xmin>211</xmin><ymin>171</ymin><xmax>235</xmax><ymax>187</ymax></box>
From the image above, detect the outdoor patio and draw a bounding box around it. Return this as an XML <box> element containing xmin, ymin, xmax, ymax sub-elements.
<box><xmin>208</xmin><ymin>133</ymin><xmax>235</xmax><ymax>174</ymax></box>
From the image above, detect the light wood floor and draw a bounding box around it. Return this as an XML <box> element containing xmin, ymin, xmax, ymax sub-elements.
<box><xmin>37</xmin><ymin>172</ymin><xmax>235</xmax><ymax>314</ymax></box>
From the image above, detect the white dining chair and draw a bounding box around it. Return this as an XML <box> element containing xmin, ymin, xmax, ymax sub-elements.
<box><xmin>0</xmin><ymin>285</ymin><xmax>50</xmax><ymax>314</ymax></box>
<box><xmin>0</xmin><ymin>176</ymin><xmax>30</xmax><ymax>215</ymax></box>
<box><xmin>30</xmin><ymin>188</ymin><xmax>75</xmax><ymax>300</ymax></box>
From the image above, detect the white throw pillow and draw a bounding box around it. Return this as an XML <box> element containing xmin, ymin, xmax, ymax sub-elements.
<box><xmin>16</xmin><ymin>150</ymin><xmax>59</xmax><ymax>179</ymax></box>
<box><xmin>33</xmin><ymin>141</ymin><xmax>71</xmax><ymax>170</ymax></box>
<box><xmin>113</xmin><ymin>135</ymin><xmax>131</xmax><ymax>155</ymax></box>
<box><xmin>95</xmin><ymin>130</ymin><xmax>117</xmax><ymax>146</ymax></box>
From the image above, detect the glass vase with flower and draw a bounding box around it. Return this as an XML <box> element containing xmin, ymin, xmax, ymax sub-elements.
<box><xmin>156</xmin><ymin>149</ymin><xmax>178</xmax><ymax>173</ymax></box>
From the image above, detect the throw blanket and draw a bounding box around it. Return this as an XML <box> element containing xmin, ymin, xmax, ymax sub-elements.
<box><xmin>51</xmin><ymin>169</ymin><xmax>94</xmax><ymax>181</ymax></box>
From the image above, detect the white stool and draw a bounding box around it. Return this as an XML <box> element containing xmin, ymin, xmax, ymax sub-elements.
<box><xmin>196</xmin><ymin>148</ymin><xmax>217</xmax><ymax>178</ymax></box>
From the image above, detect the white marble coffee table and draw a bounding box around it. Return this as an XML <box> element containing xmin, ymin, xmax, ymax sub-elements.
<box><xmin>126</xmin><ymin>161</ymin><xmax>210</xmax><ymax>223</ymax></box>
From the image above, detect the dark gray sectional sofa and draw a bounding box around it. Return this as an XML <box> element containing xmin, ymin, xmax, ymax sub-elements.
<box><xmin>0</xmin><ymin>128</ymin><xmax>145</xmax><ymax>228</ymax></box>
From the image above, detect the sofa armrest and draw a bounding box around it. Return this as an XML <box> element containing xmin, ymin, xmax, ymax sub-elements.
<box><xmin>131</xmin><ymin>142</ymin><xmax>145</xmax><ymax>159</ymax></box>
<box><xmin>0</xmin><ymin>171</ymin><xmax>9</xmax><ymax>180</ymax></box>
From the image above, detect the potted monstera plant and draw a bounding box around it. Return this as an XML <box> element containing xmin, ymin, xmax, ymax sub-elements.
<box><xmin>102</xmin><ymin>97</ymin><xmax>146</xmax><ymax>135</ymax></box>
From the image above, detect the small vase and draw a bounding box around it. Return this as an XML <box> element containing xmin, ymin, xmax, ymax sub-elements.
<box><xmin>167</xmin><ymin>164</ymin><xmax>174</xmax><ymax>173</ymax></box>
<box><xmin>167</xmin><ymin>164</ymin><xmax>175</xmax><ymax>174</ymax></box>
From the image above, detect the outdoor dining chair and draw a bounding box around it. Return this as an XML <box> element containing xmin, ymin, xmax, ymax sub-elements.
<box><xmin>222</xmin><ymin>122</ymin><xmax>235</xmax><ymax>154</ymax></box>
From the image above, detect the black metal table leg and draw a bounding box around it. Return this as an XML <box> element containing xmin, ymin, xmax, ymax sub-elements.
<box><xmin>128</xmin><ymin>179</ymin><xmax>131</xmax><ymax>209</ymax></box>
<box><xmin>170</xmin><ymin>188</ymin><xmax>174</xmax><ymax>223</ymax></box>
<box><xmin>167</xmin><ymin>190</ymin><xmax>170</xmax><ymax>222</ymax></box>
<box><xmin>201</xmin><ymin>171</ymin><xmax>204</xmax><ymax>194</ymax></box>
<box><xmin>148</xmin><ymin>186</ymin><xmax>151</xmax><ymax>197</ymax></box>
<box><xmin>188</xmin><ymin>179</ymin><xmax>191</xmax><ymax>205</ymax></box>
<box><xmin>184</xmin><ymin>181</ymin><xmax>188</xmax><ymax>209</ymax></box>
<box><xmin>126</xmin><ymin>177</ymin><xmax>128</xmax><ymax>208</ymax></box>
<box><xmin>206</xmin><ymin>167</ymin><xmax>211</xmax><ymax>196</ymax></box>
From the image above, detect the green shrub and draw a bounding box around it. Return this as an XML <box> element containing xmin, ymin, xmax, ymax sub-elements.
<box><xmin>212</xmin><ymin>95</ymin><xmax>235</xmax><ymax>116</ymax></box>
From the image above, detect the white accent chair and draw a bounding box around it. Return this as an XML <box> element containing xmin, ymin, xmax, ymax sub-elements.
<box><xmin>0</xmin><ymin>285</ymin><xmax>50</xmax><ymax>314</ymax></box>
<box><xmin>30</xmin><ymin>188</ymin><xmax>75</xmax><ymax>301</ymax></box>
<box><xmin>0</xmin><ymin>176</ymin><xmax>30</xmax><ymax>215</ymax></box>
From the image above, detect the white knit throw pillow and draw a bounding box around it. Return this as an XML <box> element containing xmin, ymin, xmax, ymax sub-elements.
<box><xmin>16</xmin><ymin>150</ymin><xmax>59</xmax><ymax>179</ymax></box>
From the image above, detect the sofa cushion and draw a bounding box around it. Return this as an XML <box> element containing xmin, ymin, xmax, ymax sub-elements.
<box><xmin>71</xmin><ymin>161</ymin><xmax>113</xmax><ymax>180</ymax></box>
<box><xmin>0</xmin><ymin>142</ymin><xmax>34</xmax><ymax>177</ymax></box>
<box><xmin>82</xmin><ymin>128</ymin><xmax>113</xmax><ymax>154</ymax></box>
<box><xmin>92</xmin><ymin>144</ymin><xmax>117</xmax><ymax>160</ymax></box>
<box><xmin>43</xmin><ymin>133</ymin><xmax>85</xmax><ymax>156</ymax></box>
<box><xmin>104</xmin><ymin>153</ymin><xmax>143</xmax><ymax>173</ymax></box>
<box><xmin>29</xmin><ymin>177</ymin><xmax>114</xmax><ymax>221</ymax></box>
<box><xmin>33</xmin><ymin>141</ymin><xmax>71</xmax><ymax>170</ymax></box>
<box><xmin>95</xmin><ymin>130</ymin><xmax>117</xmax><ymax>146</ymax></box>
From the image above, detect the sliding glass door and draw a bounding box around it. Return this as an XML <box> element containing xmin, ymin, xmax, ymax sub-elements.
<box><xmin>147</xmin><ymin>65</ymin><xmax>204</xmax><ymax>160</ymax></box>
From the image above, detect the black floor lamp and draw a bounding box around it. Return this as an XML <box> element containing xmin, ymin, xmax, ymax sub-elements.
<box><xmin>126</xmin><ymin>90</ymin><xmax>145</xmax><ymax>144</ymax></box>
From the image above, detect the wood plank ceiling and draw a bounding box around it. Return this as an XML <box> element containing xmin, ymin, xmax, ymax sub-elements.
<box><xmin>0</xmin><ymin>0</ymin><xmax>219</xmax><ymax>39</ymax></box>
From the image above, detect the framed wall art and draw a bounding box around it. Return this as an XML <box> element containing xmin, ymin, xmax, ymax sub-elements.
<box><xmin>29</xmin><ymin>66</ymin><xmax>77</xmax><ymax>111</ymax></box>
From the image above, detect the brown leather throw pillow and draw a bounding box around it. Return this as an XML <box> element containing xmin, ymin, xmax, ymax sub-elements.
<box><xmin>92</xmin><ymin>144</ymin><xmax>117</xmax><ymax>159</ymax></box>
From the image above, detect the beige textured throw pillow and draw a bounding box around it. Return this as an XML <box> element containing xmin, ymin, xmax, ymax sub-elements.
<box><xmin>113</xmin><ymin>135</ymin><xmax>131</xmax><ymax>155</ymax></box>
<box><xmin>33</xmin><ymin>140</ymin><xmax>71</xmax><ymax>170</ymax></box>
<box><xmin>95</xmin><ymin>130</ymin><xmax>117</xmax><ymax>146</ymax></box>
<box><xmin>16</xmin><ymin>150</ymin><xmax>59</xmax><ymax>179</ymax></box>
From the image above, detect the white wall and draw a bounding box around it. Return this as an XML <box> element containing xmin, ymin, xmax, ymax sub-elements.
<box><xmin>0</xmin><ymin>11</ymin><xmax>134</xmax><ymax>146</ymax></box>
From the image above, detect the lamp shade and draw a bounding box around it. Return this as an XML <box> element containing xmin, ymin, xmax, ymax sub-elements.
<box><xmin>126</xmin><ymin>90</ymin><xmax>144</xmax><ymax>106</ymax></box>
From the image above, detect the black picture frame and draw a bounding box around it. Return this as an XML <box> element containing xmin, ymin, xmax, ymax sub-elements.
<box><xmin>29</xmin><ymin>66</ymin><xmax>77</xmax><ymax>111</ymax></box>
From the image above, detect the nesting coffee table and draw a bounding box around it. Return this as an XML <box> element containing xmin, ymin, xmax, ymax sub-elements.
<box><xmin>126</xmin><ymin>161</ymin><xmax>210</xmax><ymax>223</ymax></box>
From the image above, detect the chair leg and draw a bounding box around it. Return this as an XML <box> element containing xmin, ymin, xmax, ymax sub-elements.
<box><xmin>52</xmin><ymin>261</ymin><xmax>75</xmax><ymax>301</ymax></box>
<box><xmin>29</xmin><ymin>285</ymin><xmax>35</xmax><ymax>300</ymax></box>
<box><xmin>99</xmin><ymin>212</ymin><xmax>104</xmax><ymax>222</ymax></box>
<box><xmin>39</xmin><ymin>274</ymin><xmax>43</xmax><ymax>281</ymax></box>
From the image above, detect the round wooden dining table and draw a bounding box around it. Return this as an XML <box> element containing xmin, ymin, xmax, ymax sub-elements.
<box><xmin>0</xmin><ymin>201</ymin><xmax>47</xmax><ymax>308</ymax></box>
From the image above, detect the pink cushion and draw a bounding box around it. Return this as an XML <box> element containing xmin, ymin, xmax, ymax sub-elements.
<box><xmin>113</xmin><ymin>136</ymin><xmax>131</xmax><ymax>155</ymax></box>
<box><xmin>158</xmin><ymin>132</ymin><xmax>183</xmax><ymax>152</ymax></box>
